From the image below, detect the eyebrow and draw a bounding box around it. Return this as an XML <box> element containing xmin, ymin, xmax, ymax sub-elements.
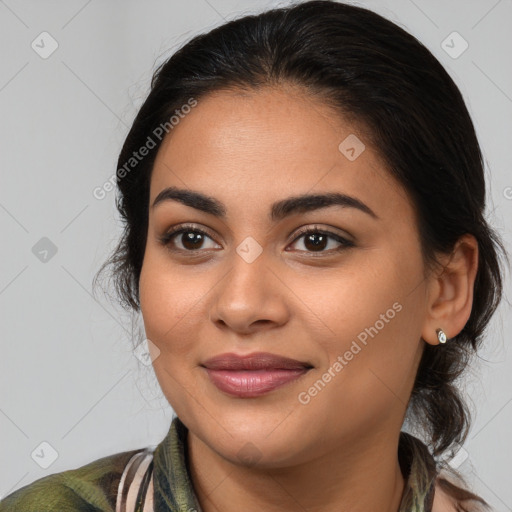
<box><xmin>152</xmin><ymin>186</ymin><xmax>378</xmax><ymax>221</ymax></box>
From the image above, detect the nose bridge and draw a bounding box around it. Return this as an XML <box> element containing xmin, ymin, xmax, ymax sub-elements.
<box><xmin>223</xmin><ymin>234</ymin><xmax>269</xmax><ymax>299</ymax></box>
<box><xmin>209</xmin><ymin>235</ymin><xmax>287</xmax><ymax>330</ymax></box>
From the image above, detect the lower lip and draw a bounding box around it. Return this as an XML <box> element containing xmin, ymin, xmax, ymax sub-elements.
<box><xmin>204</xmin><ymin>368</ymin><xmax>311</xmax><ymax>398</ymax></box>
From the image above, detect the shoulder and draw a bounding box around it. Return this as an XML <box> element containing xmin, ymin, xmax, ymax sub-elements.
<box><xmin>432</xmin><ymin>470</ymin><xmax>493</xmax><ymax>512</ymax></box>
<box><xmin>0</xmin><ymin>448</ymin><xmax>148</xmax><ymax>512</ymax></box>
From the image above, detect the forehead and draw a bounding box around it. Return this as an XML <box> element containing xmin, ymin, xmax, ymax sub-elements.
<box><xmin>149</xmin><ymin>86</ymin><xmax>412</xmax><ymax>223</ymax></box>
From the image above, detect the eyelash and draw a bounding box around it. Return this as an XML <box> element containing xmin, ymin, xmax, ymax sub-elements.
<box><xmin>158</xmin><ymin>223</ymin><xmax>354</xmax><ymax>255</ymax></box>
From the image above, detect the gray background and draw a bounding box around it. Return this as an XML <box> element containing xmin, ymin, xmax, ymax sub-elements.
<box><xmin>0</xmin><ymin>0</ymin><xmax>511</xmax><ymax>509</ymax></box>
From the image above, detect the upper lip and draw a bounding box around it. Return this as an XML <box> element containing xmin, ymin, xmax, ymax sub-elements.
<box><xmin>201</xmin><ymin>352</ymin><xmax>313</xmax><ymax>371</ymax></box>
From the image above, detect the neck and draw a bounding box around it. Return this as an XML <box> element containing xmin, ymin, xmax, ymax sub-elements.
<box><xmin>187</xmin><ymin>429</ymin><xmax>406</xmax><ymax>512</ymax></box>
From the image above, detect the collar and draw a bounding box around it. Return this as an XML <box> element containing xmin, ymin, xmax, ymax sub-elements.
<box><xmin>152</xmin><ymin>416</ymin><xmax>438</xmax><ymax>512</ymax></box>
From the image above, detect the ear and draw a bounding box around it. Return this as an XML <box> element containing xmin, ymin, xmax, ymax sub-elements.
<box><xmin>421</xmin><ymin>234</ymin><xmax>479</xmax><ymax>346</ymax></box>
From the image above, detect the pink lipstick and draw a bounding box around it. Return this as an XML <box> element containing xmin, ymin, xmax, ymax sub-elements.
<box><xmin>201</xmin><ymin>352</ymin><xmax>313</xmax><ymax>398</ymax></box>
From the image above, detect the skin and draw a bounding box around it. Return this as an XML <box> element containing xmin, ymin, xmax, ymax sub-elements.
<box><xmin>139</xmin><ymin>84</ymin><xmax>478</xmax><ymax>512</ymax></box>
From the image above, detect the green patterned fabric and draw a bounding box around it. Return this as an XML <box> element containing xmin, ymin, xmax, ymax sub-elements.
<box><xmin>0</xmin><ymin>447</ymin><xmax>138</xmax><ymax>511</ymax></box>
<box><xmin>0</xmin><ymin>417</ymin><xmax>437</xmax><ymax>511</ymax></box>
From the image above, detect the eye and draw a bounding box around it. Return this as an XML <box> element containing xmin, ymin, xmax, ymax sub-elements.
<box><xmin>158</xmin><ymin>224</ymin><xmax>220</xmax><ymax>252</ymax></box>
<box><xmin>158</xmin><ymin>224</ymin><xmax>354</xmax><ymax>255</ymax></box>
<box><xmin>287</xmin><ymin>225</ymin><xmax>354</xmax><ymax>254</ymax></box>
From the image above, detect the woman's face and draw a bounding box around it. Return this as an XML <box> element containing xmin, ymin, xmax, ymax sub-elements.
<box><xmin>139</xmin><ymin>85</ymin><xmax>432</xmax><ymax>467</ymax></box>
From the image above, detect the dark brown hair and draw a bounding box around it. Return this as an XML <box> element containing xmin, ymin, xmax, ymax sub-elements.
<box><xmin>94</xmin><ymin>1</ymin><xmax>508</xmax><ymax>507</ymax></box>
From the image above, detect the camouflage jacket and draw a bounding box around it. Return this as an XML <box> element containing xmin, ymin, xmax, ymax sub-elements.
<box><xmin>0</xmin><ymin>416</ymin><xmax>441</xmax><ymax>511</ymax></box>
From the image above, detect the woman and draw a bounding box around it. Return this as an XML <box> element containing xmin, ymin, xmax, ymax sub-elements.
<box><xmin>0</xmin><ymin>1</ymin><xmax>506</xmax><ymax>511</ymax></box>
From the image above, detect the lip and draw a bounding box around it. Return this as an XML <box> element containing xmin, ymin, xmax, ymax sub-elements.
<box><xmin>201</xmin><ymin>352</ymin><xmax>313</xmax><ymax>398</ymax></box>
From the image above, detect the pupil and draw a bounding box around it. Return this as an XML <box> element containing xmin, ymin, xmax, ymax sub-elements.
<box><xmin>183</xmin><ymin>232</ymin><xmax>203</xmax><ymax>250</ymax></box>
<box><xmin>305</xmin><ymin>233</ymin><xmax>326</xmax><ymax>251</ymax></box>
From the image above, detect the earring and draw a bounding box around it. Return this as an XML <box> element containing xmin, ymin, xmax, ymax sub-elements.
<box><xmin>436</xmin><ymin>328</ymin><xmax>447</xmax><ymax>344</ymax></box>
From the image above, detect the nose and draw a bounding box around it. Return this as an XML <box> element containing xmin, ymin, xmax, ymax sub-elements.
<box><xmin>208</xmin><ymin>247</ymin><xmax>290</xmax><ymax>335</ymax></box>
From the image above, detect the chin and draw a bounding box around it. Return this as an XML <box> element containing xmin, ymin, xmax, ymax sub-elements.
<box><xmin>193</xmin><ymin>415</ymin><xmax>310</xmax><ymax>469</ymax></box>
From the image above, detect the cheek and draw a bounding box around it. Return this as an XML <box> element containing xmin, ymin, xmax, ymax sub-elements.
<box><xmin>139</xmin><ymin>251</ymin><xmax>210</xmax><ymax>415</ymax></box>
<box><xmin>301</xmin><ymin>251</ymin><xmax>424</xmax><ymax>402</ymax></box>
<box><xmin>293</xmin><ymin>252</ymin><xmax>404</xmax><ymax>349</ymax></box>
<box><xmin>139</xmin><ymin>249</ymin><xmax>208</xmax><ymax>356</ymax></box>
